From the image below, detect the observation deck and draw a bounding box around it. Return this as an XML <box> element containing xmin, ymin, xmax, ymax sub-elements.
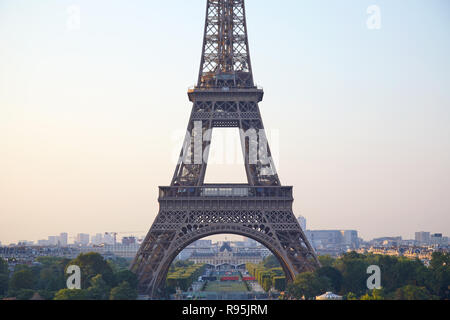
<box><xmin>159</xmin><ymin>184</ymin><xmax>293</xmax><ymax>200</ymax></box>
<box><xmin>187</xmin><ymin>86</ymin><xmax>264</xmax><ymax>103</ymax></box>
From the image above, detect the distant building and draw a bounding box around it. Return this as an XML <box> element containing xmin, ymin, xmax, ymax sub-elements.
<box><xmin>48</xmin><ymin>236</ymin><xmax>59</xmax><ymax>246</ymax></box>
<box><xmin>232</xmin><ymin>241</ymin><xmax>247</xmax><ymax>247</ymax></box>
<box><xmin>444</xmin><ymin>237</ymin><xmax>450</xmax><ymax>246</ymax></box>
<box><xmin>242</xmin><ymin>237</ymin><xmax>259</xmax><ymax>247</ymax></box>
<box><xmin>297</xmin><ymin>215</ymin><xmax>307</xmax><ymax>231</ymax></box>
<box><xmin>75</xmin><ymin>233</ymin><xmax>90</xmax><ymax>246</ymax></box>
<box><xmin>415</xmin><ymin>232</ymin><xmax>431</xmax><ymax>245</ymax></box>
<box><xmin>122</xmin><ymin>237</ymin><xmax>137</xmax><ymax>246</ymax></box>
<box><xmin>306</xmin><ymin>230</ymin><xmax>360</xmax><ymax>254</ymax></box>
<box><xmin>92</xmin><ymin>233</ymin><xmax>103</xmax><ymax>245</ymax></box>
<box><xmin>177</xmin><ymin>240</ymin><xmax>214</xmax><ymax>260</ymax></box>
<box><xmin>59</xmin><ymin>233</ymin><xmax>68</xmax><ymax>246</ymax></box>
<box><xmin>37</xmin><ymin>240</ymin><xmax>49</xmax><ymax>246</ymax></box>
<box><xmin>194</xmin><ymin>240</ymin><xmax>213</xmax><ymax>247</ymax></box>
<box><xmin>102</xmin><ymin>243</ymin><xmax>140</xmax><ymax>258</ymax></box>
<box><xmin>189</xmin><ymin>242</ymin><xmax>264</xmax><ymax>268</ymax></box>
<box><xmin>316</xmin><ymin>292</ymin><xmax>343</xmax><ymax>301</ymax></box>
<box><xmin>17</xmin><ymin>241</ymin><xmax>34</xmax><ymax>246</ymax></box>
<box><xmin>342</xmin><ymin>230</ymin><xmax>359</xmax><ymax>247</ymax></box>
<box><xmin>103</xmin><ymin>233</ymin><xmax>115</xmax><ymax>245</ymax></box>
<box><xmin>400</xmin><ymin>239</ymin><xmax>416</xmax><ymax>246</ymax></box>
<box><xmin>430</xmin><ymin>233</ymin><xmax>445</xmax><ymax>246</ymax></box>
<box><xmin>371</xmin><ymin>236</ymin><xmax>402</xmax><ymax>247</ymax></box>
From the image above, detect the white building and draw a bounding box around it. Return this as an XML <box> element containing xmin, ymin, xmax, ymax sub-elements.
<box><xmin>38</xmin><ymin>239</ymin><xmax>49</xmax><ymax>246</ymax></box>
<box><xmin>306</xmin><ymin>230</ymin><xmax>359</xmax><ymax>250</ymax></box>
<box><xmin>297</xmin><ymin>215</ymin><xmax>307</xmax><ymax>231</ymax></box>
<box><xmin>189</xmin><ymin>242</ymin><xmax>264</xmax><ymax>268</ymax></box>
<box><xmin>415</xmin><ymin>232</ymin><xmax>431</xmax><ymax>245</ymax></box>
<box><xmin>430</xmin><ymin>233</ymin><xmax>446</xmax><ymax>246</ymax></box>
<box><xmin>242</xmin><ymin>237</ymin><xmax>259</xmax><ymax>247</ymax></box>
<box><xmin>342</xmin><ymin>230</ymin><xmax>359</xmax><ymax>247</ymax></box>
<box><xmin>48</xmin><ymin>236</ymin><xmax>59</xmax><ymax>246</ymax></box>
<box><xmin>194</xmin><ymin>240</ymin><xmax>213</xmax><ymax>247</ymax></box>
<box><xmin>75</xmin><ymin>233</ymin><xmax>90</xmax><ymax>246</ymax></box>
<box><xmin>92</xmin><ymin>233</ymin><xmax>103</xmax><ymax>245</ymax></box>
<box><xmin>103</xmin><ymin>244</ymin><xmax>140</xmax><ymax>258</ymax></box>
<box><xmin>59</xmin><ymin>233</ymin><xmax>68</xmax><ymax>246</ymax></box>
<box><xmin>316</xmin><ymin>292</ymin><xmax>343</xmax><ymax>300</ymax></box>
<box><xmin>103</xmin><ymin>233</ymin><xmax>115</xmax><ymax>245</ymax></box>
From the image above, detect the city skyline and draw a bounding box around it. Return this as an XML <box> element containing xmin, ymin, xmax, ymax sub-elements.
<box><xmin>1</xmin><ymin>225</ymin><xmax>448</xmax><ymax>246</ymax></box>
<box><xmin>1</xmin><ymin>0</ymin><xmax>450</xmax><ymax>244</ymax></box>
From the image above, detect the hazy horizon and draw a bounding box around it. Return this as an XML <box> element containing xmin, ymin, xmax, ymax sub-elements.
<box><xmin>1</xmin><ymin>0</ymin><xmax>449</xmax><ymax>245</ymax></box>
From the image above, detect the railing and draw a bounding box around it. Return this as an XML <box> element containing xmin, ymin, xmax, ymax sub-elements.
<box><xmin>159</xmin><ymin>185</ymin><xmax>293</xmax><ymax>199</ymax></box>
<box><xmin>187</xmin><ymin>86</ymin><xmax>263</xmax><ymax>92</ymax></box>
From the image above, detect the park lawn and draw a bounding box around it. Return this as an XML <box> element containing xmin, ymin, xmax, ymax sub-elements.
<box><xmin>203</xmin><ymin>281</ymin><xmax>248</xmax><ymax>292</ymax></box>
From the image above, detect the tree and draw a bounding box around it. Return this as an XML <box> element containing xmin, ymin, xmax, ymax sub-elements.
<box><xmin>67</xmin><ymin>253</ymin><xmax>114</xmax><ymax>288</ymax></box>
<box><xmin>38</xmin><ymin>266</ymin><xmax>65</xmax><ymax>292</ymax></box>
<box><xmin>272</xmin><ymin>276</ymin><xmax>286</xmax><ymax>292</ymax></box>
<box><xmin>109</xmin><ymin>281</ymin><xmax>138</xmax><ymax>300</ymax></box>
<box><xmin>15</xmin><ymin>289</ymin><xmax>35</xmax><ymax>300</ymax></box>
<box><xmin>287</xmin><ymin>272</ymin><xmax>331</xmax><ymax>300</ymax></box>
<box><xmin>0</xmin><ymin>274</ymin><xmax>9</xmax><ymax>296</ymax></box>
<box><xmin>35</xmin><ymin>257</ymin><xmax>65</xmax><ymax>266</ymax></box>
<box><xmin>375</xmin><ymin>255</ymin><xmax>425</xmax><ymax>293</ymax></box>
<box><xmin>429</xmin><ymin>252</ymin><xmax>449</xmax><ymax>270</ymax></box>
<box><xmin>345</xmin><ymin>292</ymin><xmax>358</xmax><ymax>300</ymax></box>
<box><xmin>333</xmin><ymin>255</ymin><xmax>368</xmax><ymax>296</ymax></box>
<box><xmin>9</xmin><ymin>267</ymin><xmax>34</xmax><ymax>293</ymax></box>
<box><xmin>394</xmin><ymin>285</ymin><xmax>435</xmax><ymax>300</ymax></box>
<box><xmin>169</xmin><ymin>260</ymin><xmax>194</xmax><ymax>273</ymax></box>
<box><xmin>107</xmin><ymin>257</ymin><xmax>131</xmax><ymax>271</ymax></box>
<box><xmin>262</xmin><ymin>277</ymin><xmax>272</xmax><ymax>292</ymax></box>
<box><xmin>316</xmin><ymin>266</ymin><xmax>343</xmax><ymax>293</ymax></box>
<box><xmin>360</xmin><ymin>289</ymin><xmax>385</xmax><ymax>300</ymax></box>
<box><xmin>87</xmin><ymin>274</ymin><xmax>110</xmax><ymax>300</ymax></box>
<box><xmin>115</xmin><ymin>270</ymin><xmax>138</xmax><ymax>289</ymax></box>
<box><xmin>263</xmin><ymin>255</ymin><xmax>281</xmax><ymax>269</ymax></box>
<box><xmin>0</xmin><ymin>258</ymin><xmax>8</xmax><ymax>275</ymax></box>
<box><xmin>428</xmin><ymin>252</ymin><xmax>450</xmax><ymax>299</ymax></box>
<box><xmin>54</xmin><ymin>289</ymin><xmax>89</xmax><ymax>300</ymax></box>
<box><xmin>174</xmin><ymin>260</ymin><xmax>194</xmax><ymax>268</ymax></box>
<box><xmin>318</xmin><ymin>255</ymin><xmax>335</xmax><ymax>268</ymax></box>
<box><xmin>38</xmin><ymin>290</ymin><xmax>55</xmax><ymax>300</ymax></box>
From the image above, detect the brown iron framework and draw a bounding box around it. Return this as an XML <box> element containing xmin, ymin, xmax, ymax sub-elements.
<box><xmin>131</xmin><ymin>0</ymin><xmax>320</xmax><ymax>298</ymax></box>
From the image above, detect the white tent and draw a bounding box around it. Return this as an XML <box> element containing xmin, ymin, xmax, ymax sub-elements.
<box><xmin>316</xmin><ymin>292</ymin><xmax>343</xmax><ymax>300</ymax></box>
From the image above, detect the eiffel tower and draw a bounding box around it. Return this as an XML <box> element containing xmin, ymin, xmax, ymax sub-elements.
<box><xmin>131</xmin><ymin>0</ymin><xmax>320</xmax><ymax>298</ymax></box>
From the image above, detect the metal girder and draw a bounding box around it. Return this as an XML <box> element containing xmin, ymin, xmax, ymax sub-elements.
<box><xmin>171</xmin><ymin>98</ymin><xmax>281</xmax><ymax>187</ymax></box>
<box><xmin>198</xmin><ymin>0</ymin><xmax>254</xmax><ymax>88</ymax></box>
<box><xmin>130</xmin><ymin>0</ymin><xmax>320</xmax><ymax>299</ymax></box>
<box><xmin>131</xmin><ymin>197</ymin><xmax>319</xmax><ymax>298</ymax></box>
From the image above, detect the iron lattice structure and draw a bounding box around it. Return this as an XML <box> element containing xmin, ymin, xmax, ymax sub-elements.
<box><xmin>131</xmin><ymin>0</ymin><xmax>320</xmax><ymax>298</ymax></box>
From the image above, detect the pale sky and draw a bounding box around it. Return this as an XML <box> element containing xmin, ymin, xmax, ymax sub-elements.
<box><xmin>1</xmin><ymin>0</ymin><xmax>449</xmax><ymax>244</ymax></box>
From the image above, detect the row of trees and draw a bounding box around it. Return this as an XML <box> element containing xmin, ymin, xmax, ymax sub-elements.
<box><xmin>246</xmin><ymin>256</ymin><xmax>286</xmax><ymax>292</ymax></box>
<box><xmin>166</xmin><ymin>261</ymin><xmax>206</xmax><ymax>293</ymax></box>
<box><xmin>0</xmin><ymin>253</ymin><xmax>138</xmax><ymax>300</ymax></box>
<box><xmin>286</xmin><ymin>252</ymin><xmax>449</xmax><ymax>300</ymax></box>
<box><xmin>0</xmin><ymin>258</ymin><xmax>10</xmax><ymax>297</ymax></box>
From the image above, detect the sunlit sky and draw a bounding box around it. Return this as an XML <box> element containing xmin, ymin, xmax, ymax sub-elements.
<box><xmin>1</xmin><ymin>0</ymin><xmax>449</xmax><ymax>244</ymax></box>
